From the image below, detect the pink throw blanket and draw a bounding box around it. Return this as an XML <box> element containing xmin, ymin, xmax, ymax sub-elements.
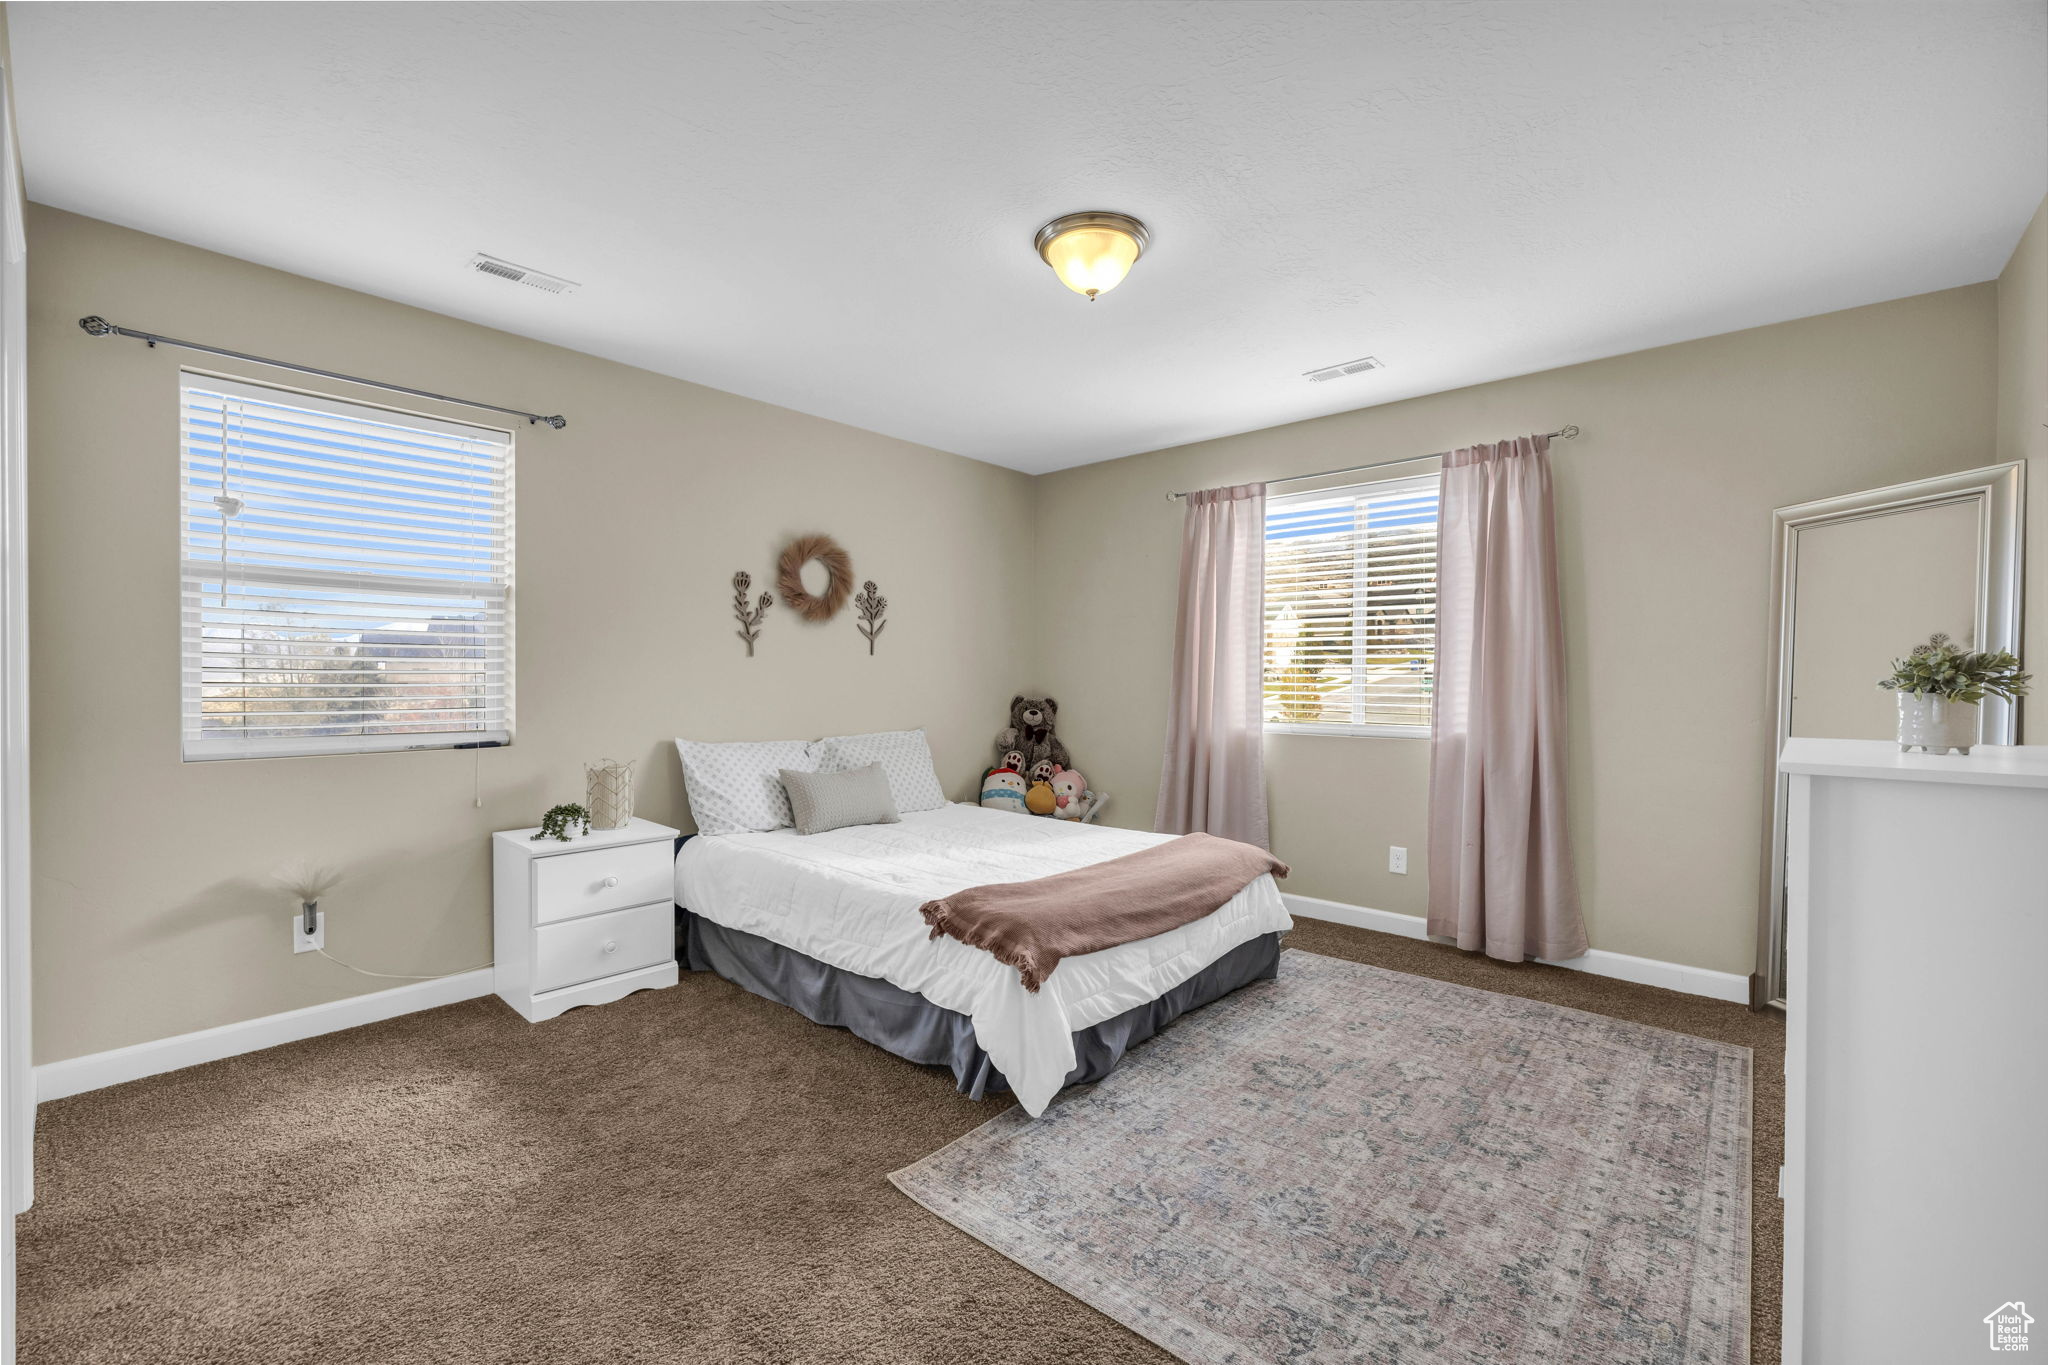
<box><xmin>919</xmin><ymin>833</ymin><xmax>1289</xmax><ymax>992</ymax></box>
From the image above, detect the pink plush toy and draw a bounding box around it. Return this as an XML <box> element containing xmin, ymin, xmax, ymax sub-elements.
<box><xmin>1050</xmin><ymin>766</ymin><xmax>1088</xmax><ymax>820</ymax></box>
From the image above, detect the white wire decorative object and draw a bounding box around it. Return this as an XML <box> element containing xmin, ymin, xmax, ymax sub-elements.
<box><xmin>585</xmin><ymin>758</ymin><xmax>636</xmax><ymax>831</ymax></box>
<box><xmin>273</xmin><ymin>861</ymin><xmax>344</xmax><ymax>937</ymax></box>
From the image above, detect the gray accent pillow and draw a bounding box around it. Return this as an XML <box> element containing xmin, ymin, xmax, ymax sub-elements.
<box><xmin>813</xmin><ymin>728</ymin><xmax>947</xmax><ymax>813</ymax></box>
<box><xmin>780</xmin><ymin>762</ymin><xmax>901</xmax><ymax>836</ymax></box>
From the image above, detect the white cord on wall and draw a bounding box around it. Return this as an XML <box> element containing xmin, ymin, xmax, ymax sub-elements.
<box><xmin>316</xmin><ymin>947</ymin><xmax>491</xmax><ymax>981</ymax></box>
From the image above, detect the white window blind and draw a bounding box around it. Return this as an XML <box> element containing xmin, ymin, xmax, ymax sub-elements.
<box><xmin>1262</xmin><ymin>473</ymin><xmax>1439</xmax><ymax>735</ymax></box>
<box><xmin>180</xmin><ymin>376</ymin><xmax>514</xmax><ymax>761</ymax></box>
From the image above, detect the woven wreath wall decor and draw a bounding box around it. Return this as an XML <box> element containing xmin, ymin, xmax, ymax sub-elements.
<box><xmin>776</xmin><ymin>534</ymin><xmax>855</xmax><ymax>622</ymax></box>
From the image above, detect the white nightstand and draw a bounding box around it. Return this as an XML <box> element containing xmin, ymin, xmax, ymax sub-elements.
<box><xmin>492</xmin><ymin>816</ymin><xmax>681</xmax><ymax>1022</ymax></box>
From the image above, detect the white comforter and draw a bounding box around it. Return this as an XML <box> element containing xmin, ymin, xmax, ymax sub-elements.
<box><xmin>674</xmin><ymin>803</ymin><xmax>1291</xmax><ymax>1115</ymax></box>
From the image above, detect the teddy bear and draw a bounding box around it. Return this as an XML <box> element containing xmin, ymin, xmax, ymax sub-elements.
<box><xmin>997</xmin><ymin>695</ymin><xmax>1070</xmax><ymax>775</ymax></box>
<box><xmin>1050</xmin><ymin>767</ymin><xmax>1088</xmax><ymax>820</ymax></box>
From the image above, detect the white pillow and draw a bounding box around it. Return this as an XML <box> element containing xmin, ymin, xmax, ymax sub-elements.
<box><xmin>674</xmin><ymin>737</ymin><xmax>817</xmax><ymax>835</ymax></box>
<box><xmin>813</xmin><ymin>728</ymin><xmax>947</xmax><ymax>813</ymax></box>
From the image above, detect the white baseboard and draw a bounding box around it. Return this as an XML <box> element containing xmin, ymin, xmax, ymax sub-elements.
<box><xmin>34</xmin><ymin>969</ymin><xmax>496</xmax><ymax>1103</ymax></box>
<box><xmin>1282</xmin><ymin>893</ymin><xmax>1751</xmax><ymax>1005</ymax></box>
<box><xmin>1283</xmin><ymin>893</ymin><xmax>1436</xmax><ymax>940</ymax></box>
<box><xmin>33</xmin><ymin>901</ymin><xmax>1745</xmax><ymax>1102</ymax></box>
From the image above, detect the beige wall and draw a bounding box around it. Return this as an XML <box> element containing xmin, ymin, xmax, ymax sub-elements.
<box><xmin>27</xmin><ymin>206</ymin><xmax>1036</xmax><ymax>1063</ymax></box>
<box><xmin>25</xmin><ymin>195</ymin><xmax>2035</xmax><ymax>1061</ymax></box>
<box><xmin>1998</xmin><ymin>195</ymin><xmax>2047</xmax><ymax>739</ymax></box>
<box><xmin>1034</xmin><ymin>286</ymin><xmax>2000</xmax><ymax>976</ymax></box>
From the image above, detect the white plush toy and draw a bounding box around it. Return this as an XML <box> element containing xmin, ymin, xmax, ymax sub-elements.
<box><xmin>979</xmin><ymin>767</ymin><xmax>1029</xmax><ymax>815</ymax></box>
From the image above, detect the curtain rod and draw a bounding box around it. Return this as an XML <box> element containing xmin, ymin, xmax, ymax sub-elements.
<box><xmin>77</xmin><ymin>316</ymin><xmax>568</xmax><ymax>429</ymax></box>
<box><xmin>1164</xmin><ymin>424</ymin><xmax>1579</xmax><ymax>501</ymax></box>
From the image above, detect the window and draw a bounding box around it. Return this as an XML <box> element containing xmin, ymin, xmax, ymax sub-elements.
<box><xmin>1262</xmin><ymin>473</ymin><xmax>1438</xmax><ymax>736</ymax></box>
<box><xmin>180</xmin><ymin>376</ymin><xmax>513</xmax><ymax>761</ymax></box>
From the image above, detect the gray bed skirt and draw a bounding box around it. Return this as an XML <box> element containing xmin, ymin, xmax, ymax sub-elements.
<box><xmin>680</xmin><ymin>910</ymin><xmax>1282</xmax><ymax>1102</ymax></box>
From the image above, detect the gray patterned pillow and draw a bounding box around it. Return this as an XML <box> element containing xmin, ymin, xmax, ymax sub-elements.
<box><xmin>780</xmin><ymin>763</ymin><xmax>901</xmax><ymax>836</ymax></box>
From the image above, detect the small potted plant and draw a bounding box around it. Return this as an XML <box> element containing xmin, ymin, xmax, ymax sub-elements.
<box><xmin>1877</xmin><ymin>633</ymin><xmax>2030</xmax><ymax>755</ymax></box>
<box><xmin>532</xmin><ymin>803</ymin><xmax>592</xmax><ymax>842</ymax></box>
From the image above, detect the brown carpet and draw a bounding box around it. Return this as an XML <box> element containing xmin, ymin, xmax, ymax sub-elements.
<box><xmin>19</xmin><ymin>921</ymin><xmax>1783</xmax><ymax>1364</ymax></box>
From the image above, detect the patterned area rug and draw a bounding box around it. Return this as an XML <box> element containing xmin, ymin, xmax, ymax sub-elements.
<box><xmin>891</xmin><ymin>949</ymin><xmax>1749</xmax><ymax>1364</ymax></box>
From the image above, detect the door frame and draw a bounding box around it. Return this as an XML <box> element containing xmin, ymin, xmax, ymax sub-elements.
<box><xmin>1752</xmin><ymin>462</ymin><xmax>2025</xmax><ymax>1009</ymax></box>
<box><xmin>0</xmin><ymin>41</ymin><xmax>27</xmax><ymax>1365</ymax></box>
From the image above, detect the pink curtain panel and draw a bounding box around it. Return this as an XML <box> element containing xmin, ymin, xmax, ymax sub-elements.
<box><xmin>1427</xmin><ymin>434</ymin><xmax>1589</xmax><ymax>962</ymax></box>
<box><xmin>1156</xmin><ymin>482</ymin><xmax>1271</xmax><ymax>850</ymax></box>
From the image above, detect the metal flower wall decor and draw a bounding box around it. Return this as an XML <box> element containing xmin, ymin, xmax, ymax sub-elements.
<box><xmin>733</xmin><ymin>571</ymin><xmax>772</xmax><ymax>657</ymax></box>
<box><xmin>855</xmin><ymin>580</ymin><xmax>887</xmax><ymax>655</ymax></box>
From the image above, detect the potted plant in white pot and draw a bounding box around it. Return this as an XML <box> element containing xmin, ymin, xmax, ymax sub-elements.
<box><xmin>1878</xmin><ymin>633</ymin><xmax>2031</xmax><ymax>755</ymax></box>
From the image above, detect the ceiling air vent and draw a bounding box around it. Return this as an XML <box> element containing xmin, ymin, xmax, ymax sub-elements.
<box><xmin>467</xmin><ymin>253</ymin><xmax>579</xmax><ymax>296</ymax></box>
<box><xmin>1303</xmin><ymin>355</ymin><xmax>1384</xmax><ymax>383</ymax></box>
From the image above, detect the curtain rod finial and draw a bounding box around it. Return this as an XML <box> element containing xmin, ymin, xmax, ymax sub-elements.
<box><xmin>1555</xmin><ymin>424</ymin><xmax>1580</xmax><ymax>440</ymax></box>
<box><xmin>79</xmin><ymin>315</ymin><xmax>113</xmax><ymax>337</ymax></box>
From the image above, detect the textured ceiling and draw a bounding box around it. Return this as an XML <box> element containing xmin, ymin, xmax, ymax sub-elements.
<box><xmin>12</xmin><ymin>1</ymin><xmax>2046</xmax><ymax>472</ymax></box>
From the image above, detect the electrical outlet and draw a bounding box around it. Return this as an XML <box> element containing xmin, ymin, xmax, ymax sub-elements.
<box><xmin>1388</xmin><ymin>845</ymin><xmax>1409</xmax><ymax>875</ymax></box>
<box><xmin>293</xmin><ymin>909</ymin><xmax>324</xmax><ymax>955</ymax></box>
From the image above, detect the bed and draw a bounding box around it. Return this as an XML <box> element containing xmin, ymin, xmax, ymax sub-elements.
<box><xmin>674</xmin><ymin>802</ymin><xmax>1292</xmax><ymax>1115</ymax></box>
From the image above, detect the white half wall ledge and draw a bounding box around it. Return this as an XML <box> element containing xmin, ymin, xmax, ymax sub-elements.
<box><xmin>33</xmin><ymin>969</ymin><xmax>495</xmax><ymax>1102</ymax></box>
<box><xmin>1282</xmin><ymin>893</ymin><xmax>1752</xmax><ymax>1005</ymax></box>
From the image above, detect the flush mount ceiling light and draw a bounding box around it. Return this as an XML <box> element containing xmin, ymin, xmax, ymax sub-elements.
<box><xmin>1034</xmin><ymin>211</ymin><xmax>1150</xmax><ymax>300</ymax></box>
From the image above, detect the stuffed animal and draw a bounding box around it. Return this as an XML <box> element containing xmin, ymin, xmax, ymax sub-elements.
<box><xmin>999</xmin><ymin>748</ymin><xmax>1027</xmax><ymax>776</ymax></box>
<box><xmin>996</xmin><ymin>696</ymin><xmax>1071</xmax><ymax>774</ymax></box>
<box><xmin>1050</xmin><ymin>767</ymin><xmax>1088</xmax><ymax>820</ymax></box>
<box><xmin>1026</xmin><ymin>757</ymin><xmax>1057</xmax><ymax>787</ymax></box>
<box><xmin>979</xmin><ymin>767</ymin><xmax>1028</xmax><ymax>815</ymax></box>
<box><xmin>1025</xmin><ymin>779</ymin><xmax>1057</xmax><ymax>816</ymax></box>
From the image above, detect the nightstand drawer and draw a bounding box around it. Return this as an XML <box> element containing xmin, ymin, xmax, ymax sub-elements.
<box><xmin>532</xmin><ymin>902</ymin><xmax>672</xmax><ymax>993</ymax></box>
<box><xmin>532</xmin><ymin>839</ymin><xmax>672</xmax><ymax>925</ymax></box>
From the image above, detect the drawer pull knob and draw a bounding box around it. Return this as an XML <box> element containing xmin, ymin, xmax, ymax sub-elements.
<box><xmin>603</xmin><ymin>876</ymin><xmax>619</xmax><ymax>888</ymax></box>
<box><xmin>602</xmin><ymin>940</ymin><xmax>619</xmax><ymax>954</ymax></box>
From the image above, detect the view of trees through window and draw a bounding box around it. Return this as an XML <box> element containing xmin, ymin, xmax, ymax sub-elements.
<box><xmin>190</xmin><ymin>593</ymin><xmax>495</xmax><ymax>741</ymax></box>
<box><xmin>180</xmin><ymin>380</ymin><xmax>511</xmax><ymax>759</ymax></box>
<box><xmin>1262</xmin><ymin>477</ymin><xmax>1439</xmax><ymax>730</ymax></box>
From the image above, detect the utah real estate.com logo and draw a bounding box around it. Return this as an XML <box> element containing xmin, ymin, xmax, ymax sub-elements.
<box><xmin>1985</xmin><ymin>1302</ymin><xmax>2033</xmax><ymax>1352</ymax></box>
